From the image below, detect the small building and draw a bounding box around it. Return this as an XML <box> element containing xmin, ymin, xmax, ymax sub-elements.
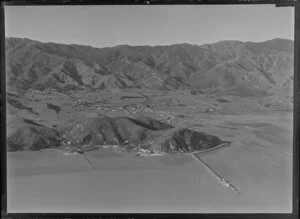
<box><xmin>205</xmin><ymin>108</ymin><xmax>215</xmax><ymax>113</ymax></box>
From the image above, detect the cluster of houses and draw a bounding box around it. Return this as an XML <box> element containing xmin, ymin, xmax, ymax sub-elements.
<box><xmin>120</xmin><ymin>103</ymin><xmax>188</xmax><ymax>127</ymax></box>
<box><xmin>117</xmin><ymin>140</ymin><xmax>154</xmax><ymax>156</ymax></box>
<box><xmin>121</xmin><ymin>104</ymin><xmax>150</xmax><ymax>114</ymax></box>
<box><xmin>73</xmin><ymin>96</ymin><xmax>104</xmax><ymax>106</ymax></box>
<box><xmin>28</xmin><ymin>88</ymin><xmax>68</xmax><ymax>97</ymax></box>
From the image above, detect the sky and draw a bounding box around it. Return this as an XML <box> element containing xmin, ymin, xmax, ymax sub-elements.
<box><xmin>5</xmin><ymin>5</ymin><xmax>294</xmax><ymax>48</ymax></box>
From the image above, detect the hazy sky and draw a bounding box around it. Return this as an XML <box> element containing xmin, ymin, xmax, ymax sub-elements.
<box><xmin>5</xmin><ymin>5</ymin><xmax>294</xmax><ymax>48</ymax></box>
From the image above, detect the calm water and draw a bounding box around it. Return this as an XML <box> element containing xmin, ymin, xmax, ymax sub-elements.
<box><xmin>7</xmin><ymin>144</ymin><xmax>292</xmax><ymax>213</ymax></box>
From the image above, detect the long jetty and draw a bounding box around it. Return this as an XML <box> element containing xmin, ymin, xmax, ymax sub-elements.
<box><xmin>190</xmin><ymin>152</ymin><xmax>240</xmax><ymax>195</ymax></box>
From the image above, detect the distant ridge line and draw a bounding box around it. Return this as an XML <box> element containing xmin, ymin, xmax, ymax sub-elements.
<box><xmin>5</xmin><ymin>36</ymin><xmax>294</xmax><ymax>50</ymax></box>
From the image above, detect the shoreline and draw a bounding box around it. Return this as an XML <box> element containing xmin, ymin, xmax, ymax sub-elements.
<box><xmin>7</xmin><ymin>142</ymin><xmax>231</xmax><ymax>156</ymax></box>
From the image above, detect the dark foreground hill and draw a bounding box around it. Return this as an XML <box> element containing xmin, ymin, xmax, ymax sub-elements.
<box><xmin>7</xmin><ymin>120</ymin><xmax>60</xmax><ymax>152</ymax></box>
<box><xmin>6</xmin><ymin>37</ymin><xmax>293</xmax><ymax>96</ymax></box>
<box><xmin>7</xmin><ymin>114</ymin><xmax>228</xmax><ymax>153</ymax></box>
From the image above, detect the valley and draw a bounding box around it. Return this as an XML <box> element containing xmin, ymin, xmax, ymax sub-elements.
<box><xmin>6</xmin><ymin>37</ymin><xmax>294</xmax><ymax>213</ymax></box>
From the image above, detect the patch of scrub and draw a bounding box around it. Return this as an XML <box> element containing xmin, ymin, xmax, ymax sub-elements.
<box><xmin>46</xmin><ymin>103</ymin><xmax>61</xmax><ymax>114</ymax></box>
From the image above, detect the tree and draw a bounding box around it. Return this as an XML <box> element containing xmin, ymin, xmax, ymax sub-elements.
<box><xmin>190</xmin><ymin>90</ymin><xmax>197</xmax><ymax>95</ymax></box>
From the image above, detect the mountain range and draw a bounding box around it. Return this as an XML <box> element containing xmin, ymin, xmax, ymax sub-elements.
<box><xmin>6</xmin><ymin>37</ymin><xmax>294</xmax><ymax>96</ymax></box>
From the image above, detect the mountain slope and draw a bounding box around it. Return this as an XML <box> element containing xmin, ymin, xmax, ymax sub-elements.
<box><xmin>6</xmin><ymin>37</ymin><xmax>294</xmax><ymax>96</ymax></box>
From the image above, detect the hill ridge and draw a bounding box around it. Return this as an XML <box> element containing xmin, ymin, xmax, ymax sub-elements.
<box><xmin>6</xmin><ymin>37</ymin><xmax>294</xmax><ymax>96</ymax></box>
<box><xmin>6</xmin><ymin>36</ymin><xmax>293</xmax><ymax>49</ymax></box>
